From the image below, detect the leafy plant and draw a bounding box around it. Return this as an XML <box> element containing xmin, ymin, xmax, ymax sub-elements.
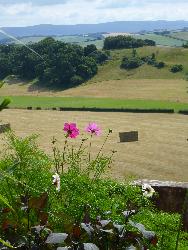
<box><xmin>170</xmin><ymin>64</ymin><xmax>183</xmax><ymax>73</ymax></box>
<box><xmin>0</xmin><ymin>123</ymin><xmax>187</xmax><ymax>249</ymax></box>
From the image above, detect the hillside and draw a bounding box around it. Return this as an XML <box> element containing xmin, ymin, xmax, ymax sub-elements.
<box><xmin>1</xmin><ymin>46</ymin><xmax>188</xmax><ymax>104</ymax></box>
<box><xmin>1</xmin><ymin>21</ymin><xmax>188</xmax><ymax>38</ymax></box>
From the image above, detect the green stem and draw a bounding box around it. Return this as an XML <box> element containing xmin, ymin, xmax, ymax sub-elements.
<box><xmin>95</xmin><ymin>130</ymin><xmax>111</xmax><ymax>161</ymax></box>
<box><xmin>88</xmin><ymin>134</ymin><xmax>92</xmax><ymax>162</ymax></box>
<box><xmin>61</xmin><ymin>138</ymin><xmax>68</xmax><ymax>173</ymax></box>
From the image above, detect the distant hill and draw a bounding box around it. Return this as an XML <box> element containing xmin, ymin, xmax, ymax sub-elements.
<box><xmin>1</xmin><ymin>21</ymin><xmax>188</xmax><ymax>38</ymax></box>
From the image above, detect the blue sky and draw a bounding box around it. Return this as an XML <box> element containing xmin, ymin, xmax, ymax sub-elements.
<box><xmin>0</xmin><ymin>0</ymin><xmax>188</xmax><ymax>27</ymax></box>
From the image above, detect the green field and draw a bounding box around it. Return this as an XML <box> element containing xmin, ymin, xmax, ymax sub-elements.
<box><xmin>15</xmin><ymin>34</ymin><xmax>185</xmax><ymax>47</ymax></box>
<box><xmin>10</xmin><ymin>35</ymin><xmax>104</xmax><ymax>49</ymax></box>
<box><xmin>1</xmin><ymin>96</ymin><xmax>188</xmax><ymax>111</ymax></box>
<box><xmin>168</xmin><ymin>31</ymin><xmax>188</xmax><ymax>41</ymax></box>
<box><xmin>88</xmin><ymin>46</ymin><xmax>188</xmax><ymax>83</ymax></box>
<box><xmin>132</xmin><ymin>33</ymin><xmax>184</xmax><ymax>47</ymax></box>
<box><xmin>1</xmin><ymin>46</ymin><xmax>188</xmax><ymax>110</ymax></box>
<box><xmin>5</xmin><ymin>31</ymin><xmax>188</xmax><ymax>48</ymax></box>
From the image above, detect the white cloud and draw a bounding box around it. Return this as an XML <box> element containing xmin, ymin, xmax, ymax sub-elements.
<box><xmin>0</xmin><ymin>0</ymin><xmax>188</xmax><ymax>27</ymax></box>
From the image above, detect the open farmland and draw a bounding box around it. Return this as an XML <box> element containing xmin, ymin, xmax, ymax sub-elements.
<box><xmin>4</xmin><ymin>35</ymin><xmax>104</xmax><ymax>49</ymax></box>
<box><xmin>1</xmin><ymin>46</ymin><xmax>188</xmax><ymax>104</ymax></box>
<box><xmin>169</xmin><ymin>31</ymin><xmax>188</xmax><ymax>41</ymax></box>
<box><xmin>132</xmin><ymin>33</ymin><xmax>184</xmax><ymax>47</ymax></box>
<box><xmin>0</xmin><ymin>109</ymin><xmax>188</xmax><ymax>182</ymax></box>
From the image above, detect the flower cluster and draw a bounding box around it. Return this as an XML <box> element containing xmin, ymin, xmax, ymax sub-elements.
<box><xmin>64</xmin><ymin>122</ymin><xmax>101</xmax><ymax>138</ymax></box>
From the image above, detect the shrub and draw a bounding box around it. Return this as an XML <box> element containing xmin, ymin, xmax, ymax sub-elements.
<box><xmin>170</xmin><ymin>64</ymin><xmax>183</xmax><ymax>73</ymax></box>
<box><xmin>121</xmin><ymin>56</ymin><xmax>143</xmax><ymax>69</ymax></box>
<box><xmin>89</xmin><ymin>50</ymin><xmax>109</xmax><ymax>64</ymax></box>
<box><xmin>144</xmin><ymin>39</ymin><xmax>156</xmax><ymax>46</ymax></box>
<box><xmin>155</xmin><ymin>61</ymin><xmax>165</xmax><ymax>69</ymax></box>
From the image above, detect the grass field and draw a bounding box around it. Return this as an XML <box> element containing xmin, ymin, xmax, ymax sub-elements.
<box><xmin>132</xmin><ymin>33</ymin><xmax>184</xmax><ymax>47</ymax></box>
<box><xmin>169</xmin><ymin>31</ymin><xmax>188</xmax><ymax>41</ymax></box>
<box><xmin>0</xmin><ymin>45</ymin><xmax>188</xmax><ymax>182</ymax></box>
<box><xmin>3</xmin><ymin>32</ymin><xmax>187</xmax><ymax>48</ymax></box>
<box><xmin>1</xmin><ymin>96</ymin><xmax>188</xmax><ymax>111</ymax></box>
<box><xmin>1</xmin><ymin>46</ymin><xmax>188</xmax><ymax>109</ymax></box>
<box><xmin>6</xmin><ymin>35</ymin><xmax>104</xmax><ymax>49</ymax></box>
<box><xmin>89</xmin><ymin>47</ymin><xmax>188</xmax><ymax>82</ymax></box>
<box><xmin>1</xmin><ymin>109</ymin><xmax>188</xmax><ymax>182</ymax></box>
<box><xmin>1</xmin><ymin>79</ymin><xmax>188</xmax><ymax>103</ymax></box>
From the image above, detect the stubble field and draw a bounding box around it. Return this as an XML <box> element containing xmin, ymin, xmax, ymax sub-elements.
<box><xmin>0</xmin><ymin>109</ymin><xmax>188</xmax><ymax>182</ymax></box>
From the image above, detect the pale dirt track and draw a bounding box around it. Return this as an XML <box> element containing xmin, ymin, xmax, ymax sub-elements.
<box><xmin>0</xmin><ymin>109</ymin><xmax>188</xmax><ymax>182</ymax></box>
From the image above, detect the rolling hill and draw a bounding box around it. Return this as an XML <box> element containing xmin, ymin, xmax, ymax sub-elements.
<box><xmin>1</xmin><ymin>21</ymin><xmax>188</xmax><ymax>38</ymax></box>
<box><xmin>1</xmin><ymin>46</ymin><xmax>188</xmax><ymax>106</ymax></box>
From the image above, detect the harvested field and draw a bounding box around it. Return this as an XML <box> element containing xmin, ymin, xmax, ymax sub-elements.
<box><xmin>0</xmin><ymin>109</ymin><xmax>188</xmax><ymax>182</ymax></box>
<box><xmin>1</xmin><ymin>79</ymin><xmax>188</xmax><ymax>103</ymax></box>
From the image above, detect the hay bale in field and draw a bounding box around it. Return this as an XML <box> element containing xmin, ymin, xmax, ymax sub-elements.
<box><xmin>119</xmin><ymin>131</ymin><xmax>138</xmax><ymax>142</ymax></box>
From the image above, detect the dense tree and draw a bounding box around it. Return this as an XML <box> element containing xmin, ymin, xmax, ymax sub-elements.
<box><xmin>103</xmin><ymin>35</ymin><xmax>156</xmax><ymax>50</ymax></box>
<box><xmin>0</xmin><ymin>38</ymin><xmax>101</xmax><ymax>88</ymax></box>
<box><xmin>84</xmin><ymin>44</ymin><xmax>97</xmax><ymax>56</ymax></box>
<box><xmin>88</xmin><ymin>50</ymin><xmax>109</xmax><ymax>64</ymax></box>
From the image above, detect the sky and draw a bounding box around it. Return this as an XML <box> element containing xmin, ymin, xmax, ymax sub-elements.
<box><xmin>0</xmin><ymin>0</ymin><xmax>188</xmax><ymax>27</ymax></box>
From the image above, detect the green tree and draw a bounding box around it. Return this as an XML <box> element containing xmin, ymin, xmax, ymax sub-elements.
<box><xmin>84</xmin><ymin>44</ymin><xmax>97</xmax><ymax>56</ymax></box>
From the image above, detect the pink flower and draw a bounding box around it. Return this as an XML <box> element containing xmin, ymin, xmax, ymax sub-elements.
<box><xmin>64</xmin><ymin>123</ymin><xmax>79</xmax><ymax>138</ymax></box>
<box><xmin>85</xmin><ymin>123</ymin><xmax>101</xmax><ymax>136</ymax></box>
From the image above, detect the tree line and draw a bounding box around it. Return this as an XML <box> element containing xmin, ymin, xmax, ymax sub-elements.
<box><xmin>0</xmin><ymin>38</ymin><xmax>108</xmax><ymax>88</ymax></box>
<box><xmin>103</xmin><ymin>35</ymin><xmax>156</xmax><ymax>50</ymax></box>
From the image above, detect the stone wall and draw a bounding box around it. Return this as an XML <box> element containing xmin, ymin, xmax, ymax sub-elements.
<box><xmin>133</xmin><ymin>180</ymin><xmax>188</xmax><ymax>231</ymax></box>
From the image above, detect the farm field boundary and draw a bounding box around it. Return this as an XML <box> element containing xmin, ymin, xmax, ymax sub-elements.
<box><xmin>1</xmin><ymin>96</ymin><xmax>188</xmax><ymax>112</ymax></box>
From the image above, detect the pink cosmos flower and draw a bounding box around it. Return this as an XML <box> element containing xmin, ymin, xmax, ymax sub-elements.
<box><xmin>64</xmin><ymin>122</ymin><xmax>79</xmax><ymax>138</ymax></box>
<box><xmin>85</xmin><ymin>122</ymin><xmax>101</xmax><ymax>136</ymax></box>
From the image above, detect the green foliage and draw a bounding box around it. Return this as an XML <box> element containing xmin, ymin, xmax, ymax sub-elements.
<box><xmin>183</xmin><ymin>42</ymin><xmax>188</xmax><ymax>48</ymax></box>
<box><xmin>103</xmin><ymin>35</ymin><xmax>156</xmax><ymax>50</ymax></box>
<box><xmin>155</xmin><ymin>61</ymin><xmax>165</xmax><ymax>69</ymax></box>
<box><xmin>135</xmin><ymin>210</ymin><xmax>188</xmax><ymax>250</ymax></box>
<box><xmin>0</xmin><ymin>82</ymin><xmax>11</xmax><ymax>111</ymax></box>
<box><xmin>84</xmin><ymin>44</ymin><xmax>97</xmax><ymax>56</ymax></box>
<box><xmin>170</xmin><ymin>64</ymin><xmax>183</xmax><ymax>73</ymax></box>
<box><xmin>0</xmin><ymin>133</ymin><xmax>52</xmax><ymax>197</ymax></box>
<box><xmin>0</xmin><ymin>130</ymin><xmax>187</xmax><ymax>248</ymax></box>
<box><xmin>70</xmin><ymin>75</ymin><xmax>84</xmax><ymax>86</ymax></box>
<box><xmin>144</xmin><ymin>39</ymin><xmax>156</xmax><ymax>46</ymax></box>
<box><xmin>0</xmin><ymin>97</ymin><xmax>11</xmax><ymax>111</ymax></box>
<box><xmin>0</xmin><ymin>37</ymin><xmax>99</xmax><ymax>88</ymax></box>
<box><xmin>88</xmin><ymin>50</ymin><xmax>109</xmax><ymax>64</ymax></box>
<box><xmin>121</xmin><ymin>51</ymin><xmax>165</xmax><ymax>71</ymax></box>
<box><xmin>121</xmin><ymin>56</ymin><xmax>143</xmax><ymax>69</ymax></box>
